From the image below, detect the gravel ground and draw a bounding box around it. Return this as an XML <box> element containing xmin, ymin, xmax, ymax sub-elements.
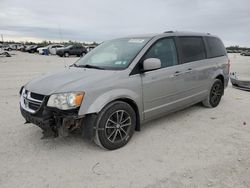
<box><xmin>0</xmin><ymin>52</ymin><xmax>250</xmax><ymax>188</ymax></box>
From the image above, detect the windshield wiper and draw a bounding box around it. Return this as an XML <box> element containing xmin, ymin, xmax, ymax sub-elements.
<box><xmin>75</xmin><ymin>64</ymin><xmax>105</xmax><ymax>70</ymax></box>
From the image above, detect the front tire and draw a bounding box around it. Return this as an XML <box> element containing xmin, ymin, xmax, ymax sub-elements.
<box><xmin>202</xmin><ymin>79</ymin><xmax>224</xmax><ymax>108</ymax></box>
<box><xmin>94</xmin><ymin>101</ymin><xmax>136</xmax><ymax>150</ymax></box>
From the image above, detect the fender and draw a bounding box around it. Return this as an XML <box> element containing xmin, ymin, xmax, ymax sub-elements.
<box><xmin>79</xmin><ymin>88</ymin><xmax>142</xmax><ymax>117</ymax></box>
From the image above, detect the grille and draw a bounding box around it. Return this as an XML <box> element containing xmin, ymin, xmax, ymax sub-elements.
<box><xmin>28</xmin><ymin>101</ymin><xmax>41</xmax><ymax>111</ymax></box>
<box><xmin>30</xmin><ymin>92</ymin><xmax>45</xmax><ymax>101</ymax></box>
<box><xmin>21</xmin><ymin>89</ymin><xmax>45</xmax><ymax>113</ymax></box>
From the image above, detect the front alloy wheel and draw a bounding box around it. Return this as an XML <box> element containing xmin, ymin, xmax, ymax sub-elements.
<box><xmin>105</xmin><ymin>110</ymin><xmax>132</xmax><ymax>143</ymax></box>
<box><xmin>94</xmin><ymin>101</ymin><xmax>136</xmax><ymax>150</ymax></box>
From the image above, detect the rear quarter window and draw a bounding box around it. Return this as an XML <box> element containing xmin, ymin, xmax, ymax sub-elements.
<box><xmin>178</xmin><ymin>37</ymin><xmax>206</xmax><ymax>63</ymax></box>
<box><xmin>205</xmin><ymin>37</ymin><xmax>226</xmax><ymax>58</ymax></box>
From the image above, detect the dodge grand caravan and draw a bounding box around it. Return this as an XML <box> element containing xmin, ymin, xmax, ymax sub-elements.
<box><xmin>20</xmin><ymin>31</ymin><xmax>230</xmax><ymax>150</ymax></box>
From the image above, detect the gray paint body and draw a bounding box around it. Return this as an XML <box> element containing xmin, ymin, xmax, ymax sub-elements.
<box><xmin>24</xmin><ymin>31</ymin><xmax>229</xmax><ymax>124</ymax></box>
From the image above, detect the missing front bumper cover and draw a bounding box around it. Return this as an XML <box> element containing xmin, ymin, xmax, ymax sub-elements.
<box><xmin>20</xmin><ymin>106</ymin><xmax>84</xmax><ymax>139</ymax></box>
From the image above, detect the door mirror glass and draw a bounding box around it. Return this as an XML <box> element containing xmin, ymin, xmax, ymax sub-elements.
<box><xmin>143</xmin><ymin>58</ymin><xmax>161</xmax><ymax>71</ymax></box>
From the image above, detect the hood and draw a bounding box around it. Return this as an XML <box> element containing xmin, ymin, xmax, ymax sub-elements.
<box><xmin>25</xmin><ymin>68</ymin><xmax>118</xmax><ymax>95</ymax></box>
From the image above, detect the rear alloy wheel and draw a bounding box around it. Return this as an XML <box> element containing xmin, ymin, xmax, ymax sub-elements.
<box><xmin>81</xmin><ymin>52</ymin><xmax>86</xmax><ymax>57</ymax></box>
<box><xmin>64</xmin><ymin>52</ymin><xmax>69</xmax><ymax>57</ymax></box>
<box><xmin>94</xmin><ymin>101</ymin><xmax>136</xmax><ymax>150</ymax></box>
<box><xmin>202</xmin><ymin>79</ymin><xmax>224</xmax><ymax>108</ymax></box>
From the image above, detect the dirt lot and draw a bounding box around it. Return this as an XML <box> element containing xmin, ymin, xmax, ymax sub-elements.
<box><xmin>0</xmin><ymin>52</ymin><xmax>250</xmax><ymax>188</ymax></box>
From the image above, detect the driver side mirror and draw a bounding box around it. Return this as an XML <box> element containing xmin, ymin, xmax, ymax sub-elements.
<box><xmin>143</xmin><ymin>58</ymin><xmax>161</xmax><ymax>72</ymax></box>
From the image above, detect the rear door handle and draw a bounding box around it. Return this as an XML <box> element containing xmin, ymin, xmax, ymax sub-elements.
<box><xmin>173</xmin><ymin>71</ymin><xmax>182</xmax><ymax>77</ymax></box>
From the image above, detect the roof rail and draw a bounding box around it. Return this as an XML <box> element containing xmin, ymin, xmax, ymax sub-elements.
<box><xmin>164</xmin><ymin>31</ymin><xmax>174</xmax><ymax>33</ymax></box>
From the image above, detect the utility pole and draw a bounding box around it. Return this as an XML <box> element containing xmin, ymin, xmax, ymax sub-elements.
<box><xmin>1</xmin><ymin>34</ymin><xmax>3</xmax><ymax>44</ymax></box>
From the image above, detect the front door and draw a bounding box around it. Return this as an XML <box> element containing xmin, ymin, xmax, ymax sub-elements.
<box><xmin>141</xmin><ymin>37</ymin><xmax>192</xmax><ymax>120</ymax></box>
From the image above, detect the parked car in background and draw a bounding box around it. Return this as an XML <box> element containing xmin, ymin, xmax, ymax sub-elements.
<box><xmin>20</xmin><ymin>31</ymin><xmax>229</xmax><ymax>150</ymax></box>
<box><xmin>37</xmin><ymin>45</ymin><xmax>52</xmax><ymax>55</ymax></box>
<box><xmin>56</xmin><ymin>44</ymin><xmax>87</xmax><ymax>57</ymax></box>
<box><xmin>10</xmin><ymin>44</ymin><xmax>18</xmax><ymax>50</ymax></box>
<box><xmin>2</xmin><ymin>44</ymin><xmax>24</xmax><ymax>51</ymax></box>
<box><xmin>16</xmin><ymin>44</ymin><xmax>25</xmax><ymax>50</ymax></box>
<box><xmin>48</xmin><ymin>44</ymin><xmax>64</xmax><ymax>55</ymax></box>
<box><xmin>240</xmin><ymin>50</ymin><xmax>250</xmax><ymax>56</ymax></box>
<box><xmin>26</xmin><ymin>45</ymin><xmax>44</xmax><ymax>53</ymax></box>
<box><xmin>23</xmin><ymin>45</ymin><xmax>35</xmax><ymax>52</ymax></box>
<box><xmin>37</xmin><ymin>44</ymin><xmax>63</xmax><ymax>55</ymax></box>
<box><xmin>3</xmin><ymin>45</ymin><xmax>12</xmax><ymax>51</ymax></box>
<box><xmin>3</xmin><ymin>44</ymin><xmax>20</xmax><ymax>50</ymax></box>
<box><xmin>85</xmin><ymin>45</ymin><xmax>97</xmax><ymax>52</ymax></box>
<box><xmin>23</xmin><ymin>45</ymin><xmax>37</xmax><ymax>52</ymax></box>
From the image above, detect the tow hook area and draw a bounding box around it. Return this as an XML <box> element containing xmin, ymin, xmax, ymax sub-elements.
<box><xmin>57</xmin><ymin>117</ymin><xmax>84</xmax><ymax>137</ymax></box>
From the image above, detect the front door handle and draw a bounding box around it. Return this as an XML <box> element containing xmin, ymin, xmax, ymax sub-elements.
<box><xmin>184</xmin><ymin>68</ymin><xmax>193</xmax><ymax>74</ymax></box>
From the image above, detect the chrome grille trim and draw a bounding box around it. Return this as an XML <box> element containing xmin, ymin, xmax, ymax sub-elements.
<box><xmin>20</xmin><ymin>88</ymin><xmax>44</xmax><ymax>114</ymax></box>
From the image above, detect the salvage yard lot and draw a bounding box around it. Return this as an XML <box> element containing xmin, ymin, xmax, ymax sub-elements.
<box><xmin>0</xmin><ymin>52</ymin><xmax>250</xmax><ymax>188</ymax></box>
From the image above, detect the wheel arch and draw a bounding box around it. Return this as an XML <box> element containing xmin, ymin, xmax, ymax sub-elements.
<box><xmin>215</xmin><ymin>74</ymin><xmax>224</xmax><ymax>86</ymax></box>
<box><xmin>80</xmin><ymin>89</ymin><xmax>142</xmax><ymax>131</ymax></box>
<box><xmin>215</xmin><ymin>74</ymin><xmax>225</xmax><ymax>93</ymax></box>
<box><xmin>92</xmin><ymin>98</ymin><xmax>141</xmax><ymax>132</ymax></box>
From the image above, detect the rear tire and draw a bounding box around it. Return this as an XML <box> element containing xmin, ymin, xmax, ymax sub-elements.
<box><xmin>94</xmin><ymin>101</ymin><xmax>136</xmax><ymax>150</ymax></box>
<box><xmin>202</xmin><ymin>79</ymin><xmax>224</xmax><ymax>108</ymax></box>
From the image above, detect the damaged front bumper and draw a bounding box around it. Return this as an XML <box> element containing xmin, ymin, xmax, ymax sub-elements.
<box><xmin>230</xmin><ymin>72</ymin><xmax>250</xmax><ymax>91</ymax></box>
<box><xmin>19</xmin><ymin>88</ymin><xmax>86</xmax><ymax>138</ymax></box>
<box><xmin>20</xmin><ymin>104</ymin><xmax>84</xmax><ymax>138</ymax></box>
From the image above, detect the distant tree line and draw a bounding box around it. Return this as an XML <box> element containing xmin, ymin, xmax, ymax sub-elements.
<box><xmin>226</xmin><ymin>45</ymin><xmax>250</xmax><ymax>51</ymax></box>
<box><xmin>0</xmin><ymin>40</ymin><xmax>99</xmax><ymax>47</ymax></box>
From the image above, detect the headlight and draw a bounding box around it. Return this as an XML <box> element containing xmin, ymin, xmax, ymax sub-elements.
<box><xmin>47</xmin><ymin>92</ymin><xmax>84</xmax><ymax>110</ymax></box>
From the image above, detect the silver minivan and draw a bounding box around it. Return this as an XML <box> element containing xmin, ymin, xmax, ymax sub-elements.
<box><xmin>20</xmin><ymin>31</ymin><xmax>230</xmax><ymax>150</ymax></box>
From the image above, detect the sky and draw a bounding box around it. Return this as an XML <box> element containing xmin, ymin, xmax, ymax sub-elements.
<box><xmin>0</xmin><ymin>0</ymin><xmax>250</xmax><ymax>46</ymax></box>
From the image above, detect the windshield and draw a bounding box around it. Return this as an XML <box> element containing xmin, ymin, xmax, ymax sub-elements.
<box><xmin>74</xmin><ymin>38</ymin><xmax>151</xmax><ymax>70</ymax></box>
